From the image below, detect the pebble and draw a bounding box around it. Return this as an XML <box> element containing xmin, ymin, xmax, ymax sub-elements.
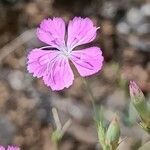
<box><xmin>117</xmin><ymin>21</ymin><xmax>130</xmax><ymax>34</ymax></box>
<box><xmin>0</xmin><ymin>116</ymin><xmax>16</xmax><ymax>145</ymax></box>
<box><xmin>8</xmin><ymin>70</ymin><xmax>25</xmax><ymax>90</ymax></box>
<box><xmin>101</xmin><ymin>1</ymin><xmax>117</xmax><ymax>19</ymax></box>
<box><xmin>141</xmin><ymin>3</ymin><xmax>150</xmax><ymax>17</ymax></box>
<box><xmin>137</xmin><ymin>23</ymin><xmax>150</xmax><ymax>34</ymax></box>
<box><xmin>126</xmin><ymin>7</ymin><xmax>144</xmax><ymax>28</ymax></box>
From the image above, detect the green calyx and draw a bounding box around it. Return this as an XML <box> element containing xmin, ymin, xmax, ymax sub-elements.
<box><xmin>105</xmin><ymin>116</ymin><xmax>120</xmax><ymax>150</ymax></box>
<box><xmin>97</xmin><ymin>112</ymin><xmax>120</xmax><ymax>150</ymax></box>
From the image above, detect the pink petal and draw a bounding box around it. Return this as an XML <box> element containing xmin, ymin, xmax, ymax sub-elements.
<box><xmin>37</xmin><ymin>18</ymin><xmax>66</xmax><ymax>49</ymax></box>
<box><xmin>43</xmin><ymin>57</ymin><xmax>74</xmax><ymax>91</ymax></box>
<box><xmin>7</xmin><ymin>146</ymin><xmax>20</xmax><ymax>150</ymax></box>
<box><xmin>67</xmin><ymin>17</ymin><xmax>98</xmax><ymax>50</ymax></box>
<box><xmin>27</xmin><ymin>49</ymin><xmax>74</xmax><ymax>91</ymax></box>
<box><xmin>0</xmin><ymin>146</ymin><xmax>5</xmax><ymax>150</ymax></box>
<box><xmin>27</xmin><ymin>48</ymin><xmax>60</xmax><ymax>78</ymax></box>
<box><xmin>70</xmin><ymin>47</ymin><xmax>104</xmax><ymax>76</ymax></box>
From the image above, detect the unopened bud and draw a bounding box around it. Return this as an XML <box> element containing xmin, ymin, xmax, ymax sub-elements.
<box><xmin>129</xmin><ymin>81</ymin><xmax>150</xmax><ymax>125</ymax></box>
<box><xmin>129</xmin><ymin>81</ymin><xmax>145</xmax><ymax>102</ymax></box>
<box><xmin>106</xmin><ymin>115</ymin><xmax>120</xmax><ymax>149</ymax></box>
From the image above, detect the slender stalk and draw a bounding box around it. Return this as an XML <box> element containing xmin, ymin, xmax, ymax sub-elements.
<box><xmin>82</xmin><ymin>78</ymin><xmax>97</xmax><ymax>116</ymax></box>
<box><xmin>82</xmin><ymin>78</ymin><xmax>120</xmax><ymax>150</ymax></box>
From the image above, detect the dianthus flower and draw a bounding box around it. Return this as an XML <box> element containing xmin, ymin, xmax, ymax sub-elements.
<box><xmin>0</xmin><ymin>146</ymin><xmax>20</xmax><ymax>150</ymax></box>
<box><xmin>27</xmin><ymin>17</ymin><xmax>104</xmax><ymax>90</ymax></box>
<box><xmin>0</xmin><ymin>146</ymin><xmax>5</xmax><ymax>150</ymax></box>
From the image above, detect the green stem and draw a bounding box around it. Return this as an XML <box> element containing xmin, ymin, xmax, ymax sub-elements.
<box><xmin>82</xmin><ymin>78</ymin><xmax>119</xmax><ymax>150</ymax></box>
<box><xmin>82</xmin><ymin>78</ymin><xmax>97</xmax><ymax>116</ymax></box>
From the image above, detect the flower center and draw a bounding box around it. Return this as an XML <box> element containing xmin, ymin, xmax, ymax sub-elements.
<box><xmin>60</xmin><ymin>46</ymin><xmax>72</xmax><ymax>58</ymax></box>
<box><xmin>62</xmin><ymin>50</ymin><xmax>71</xmax><ymax>58</ymax></box>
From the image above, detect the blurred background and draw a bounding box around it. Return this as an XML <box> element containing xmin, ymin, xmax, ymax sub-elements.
<box><xmin>0</xmin><ymin>0</ymin><xmax>149</xmax><ymax>149</ymax></box>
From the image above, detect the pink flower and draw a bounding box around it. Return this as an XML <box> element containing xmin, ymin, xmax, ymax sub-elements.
<box><xmin>129</xmin><ymin>81</ymin><xmax>143</xmax><ymax>99</ymax></box>
<box><xmin>0</xmin><ymin>146</ymin><xmax>5</xmax><ymax>150</ymax></box>
<box><xmin>7</xmin><ymin>146</ymin><xmax>20</xmax><ymax>150</ymax></box>
<box><xmin>129</xmin><ymin>81</ymin><xmax>146</xmax><ymax>104</ymax></box>
<box><xmin>0</xmin><ymin>146</ymin><xmax>20</xmax><ymax>150</ymax></box>
<box><xmin>27</xmin><ymin>17</ymin><xmax>104</xmax><ymax>90</ymax></box>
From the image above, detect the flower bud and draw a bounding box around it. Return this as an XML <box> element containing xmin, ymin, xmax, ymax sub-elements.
<box><xmin>129</xmin><ymin>81</ymin><xmax>150</xmax><ymax>125</ymax></box>
<box><xmin>129</xmin><ymin>81</ymin><xmax>145</xmax><ymax>102</ymax></box>
<box><xmin>106</xmin><ymin>115</ymin><xmax>120</xmax><ymax>149</ymax></box>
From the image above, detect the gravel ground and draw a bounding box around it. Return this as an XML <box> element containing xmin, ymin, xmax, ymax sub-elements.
<box><xmin>0</xmin><ymin>0</ymin><xmax>149</xmax><ymax>149</ymax></box>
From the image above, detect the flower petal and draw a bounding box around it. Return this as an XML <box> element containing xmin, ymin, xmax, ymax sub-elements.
<box><xmin>27</xmin><ymin>48</ymin><xmax>60</xmax><ymax>78</ymax></box>
<box><xmin>67</xmin><ymin>17</ymin><xmax>98</xmax><ymax>50</ymax></box>
<box><xmin>70</xmin><ymin>47</ymin><xmax>104</xmax><ymax>76</ymax></box>
<box><xmin>43</xmin><ymin>57</ymin><xmax>74</xmax><ymax>91</ymax></box>
<box><xmin>0</xmin><ymin>146</ymin><xmax>5</xmax><ymax>150</ymax></box>
<box><xmin>27</xmin><ymin>48</ymin><xmax>74</xmax><ymax>91</ymax></box>
<box><xmin>37</xmin><ymin>18</ymin><xmax>66</xmax><ymax>49</ymax></box>
<box><xmin>7</xmin><ymin>146</ymin><xmax>20</xmax><ymax>150</ymax></box>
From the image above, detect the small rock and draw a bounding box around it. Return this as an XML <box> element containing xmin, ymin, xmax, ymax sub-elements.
<box><xmin>117</xmin><ymin>21</ymin><xmax>130</xmax><ymax>34</ymax></box>
<box><xmin>126</xmin><ymin>7</ymin><xmax>144</xmax><ymax>28</ymax></box>
<box><xmin>101</xmin><ymin>1</ymin><xmax>117</xmax><ymax>19</ymax></box>
<box><xmin>141</xmin><ymin>3</ymin><xmax>150</xmax><ymax>17</ymax></box>
<box><xmin>8</xmin><ymin>70</ymin><xmax>25</xmax><ymax>90</ymax></box>
<box><xmin>137</xmin><ymin>23</ymin><xmax>150</xmax><ymax>35</ymax></box>
<box><xmin>0</xmin><ymin>116</ymin><xmax>16</xmax><ymax>145</ymax></box>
